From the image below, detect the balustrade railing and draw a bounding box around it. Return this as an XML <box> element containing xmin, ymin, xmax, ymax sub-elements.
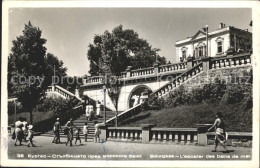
<box><xmin>211</xmin><ymin>54</ymin><xmax>251</xmax><ymax>69</ymax></box>
<box><xmin>106</xmin><ymin>104</ymin><xmax>142</xmax><ymax>125</ymax></box>
<box><xmin>151</xmin><ymin>62</ymin><xmax>203</xmax><ymax>97</ymax></box>
<box><xmin>130</xmin><ymin>67</ymin><xmax>154</xmax><ymax>77</ymax></box>
<box><xmin>150</xmin><ymin>128</ymin><xmax>197</xmax><ymax>144</ymax></box>
<box><xmin>85</xmin><ymin>76</ymin><xmax>103</xmax><ymax>84</ymax></box>
<box><xmin>158</xmin><ymin>62</ymin><xmax>187</xmax><ymax>73</ymax></box>
<box><xmin>107</xmin><ymin>127</ymin><xmax>142</xmax><ymax>141</ymax></box>
<box><xmin>120</xmin><ymin>72</ymin><xmax>127</xmax><ymax>78</ymax></box>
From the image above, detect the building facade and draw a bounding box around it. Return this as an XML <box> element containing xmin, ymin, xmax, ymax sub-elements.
<box><xmin>175</xmin><ymin>23</ymin><xmax>252</xmax><ymax>62</ymax></box>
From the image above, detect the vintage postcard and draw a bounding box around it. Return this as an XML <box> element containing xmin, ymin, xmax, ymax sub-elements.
<box><xmin>1</xmin><ymin>0</ymin><xmax>259</xmax><ymax>167</ymax></box>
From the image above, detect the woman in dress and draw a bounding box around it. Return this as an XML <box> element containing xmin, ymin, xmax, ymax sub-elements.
<box><xmin>96</xmin><ymin>101</ymin><xmax>101</xmax><ymax>117</ymax></box>
<box><xmin>14</xmin><ymin>117</ymin><xmax>24</xmax><ymax>146</ymax></box>
<box><xmin>208</xmin><ymin>112</ymin><xmax>228</xmax><ymax>152</ymax></box>
<box><xmin>65</xmin><ymin>118</ymin><xmax>74</xmax><ymax>146</ymax></box>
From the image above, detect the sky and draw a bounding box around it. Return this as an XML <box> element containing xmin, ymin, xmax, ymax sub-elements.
<box><xmin>8</xmin><ymin>8</ymin><xmax>251</xmax><ymax>76</ymax></box>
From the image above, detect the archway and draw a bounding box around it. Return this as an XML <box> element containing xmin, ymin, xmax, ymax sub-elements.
<box><xmin>128</xmin><ymin>85</ymin><xmax>152</xmax><ymax>109</ymax></box>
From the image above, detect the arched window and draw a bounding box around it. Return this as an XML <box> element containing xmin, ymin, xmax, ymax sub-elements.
<box><xmin>181</xmin><ymin>47</ymin><xmax>187</xmax><ymax>62</ymax></box>
<box><xmin>195</xmin><ymin>42</ymin><xmax>206</xmax><ymax>57</ymax></box>
<box><xmin>216</xmin><ymin>37</ymin><xmax>224</xmax><ymax>54</ymax></box>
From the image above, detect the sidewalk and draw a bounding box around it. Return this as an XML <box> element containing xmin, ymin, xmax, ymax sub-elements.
<box><xmin>8</xmin><ymin>136</ymin><xmax>251</xmax><ymax>160</ymax></box>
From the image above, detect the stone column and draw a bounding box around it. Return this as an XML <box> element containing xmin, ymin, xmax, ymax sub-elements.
<box><xmin>196</xmin><ymin>124</ymin><xmax>212</xmax><ymax>146</ymax></box>
<box><xmin>99</xmin><ymin>124</ymin><xmax>111</xmax><ymax>142</ymax></box>
<box><xmin>202</xmin><ymin>57</ymin><xmax>212</xmax><ymax>73</ymax></box>
<box><xmin>153</xmin><ymin>62</ymin><xmax>160</xmax><ymax>75</ymax></box>
<box><xmin>140</xmin><ymin>124</ymin><xmax>157</xmax><ymax>143</ymax></box>
<box><xmin>126</xmin><ymin>66</ymin><xmax>132</xmax><ymax>78</ymax></box>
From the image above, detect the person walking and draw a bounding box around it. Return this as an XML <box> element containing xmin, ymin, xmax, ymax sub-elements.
<box><xmin>74</xmin><ymin>127</ymin><xmax>81</xmax><ymax>145</ymax></box>
<box><xmin>83</xmin><ymin>123</ymin><xmax>89</xmax><ymax>142</ymax></box>
<box><xmin>96</xmin><ymin>101</ymin><xmax>101</xmax><ymax>117</ymax></box>
<box><xmin>65</xmin><ymin>118</ymin><xmax>74</xmax><ymax>146</ymax></box>
<box><xmin>14</xmin><ymin>117</ymin><xmax>24</xmax><ymax>146</ymax></box>
<box><xmin>52</xmin><ymin>118</ymin><xmax>61</xmax><ymax>144</ymax></box>
<box><xmin>94</xmin><ymin>121</ymin><xmax>101</xmax><ymax>143</ymax></box>
<box><xmin>208</xmin><ymin>112</ymin><xmax>228</xmax><ymax>152</ymax></box>
<box><xmin>22</xmin><ymin>118</ymin><xmax>28</xmax><ymax>142</ymax></box>
<box><xmin>27</xmin><ymin>125</ymin><xmax>35</xmax><ymax>147</ymax></box>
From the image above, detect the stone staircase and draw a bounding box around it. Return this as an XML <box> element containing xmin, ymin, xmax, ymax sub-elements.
<box><xmin>106</xmin><ymin>62</ymin><xmax>204</xmax><ymax>125</ymax></box>
<box><xmin>41</xmin><ymin>111</ymin><xmax>122</xmax><ymax>141</ymax></box>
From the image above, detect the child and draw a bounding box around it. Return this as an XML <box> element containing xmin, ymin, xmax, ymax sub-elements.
<box><xmin>74</xmin><ymin>127</ymin><xmax>81</xmax><ymax>145</ymax></box>
<box><xmin>27</xmin><ymin>125</ymin><xmax>35</xmax><ymax>147</ymax></box>
<box><xmin>83</xmin><ymin>123</ymin><xmax>89</xmax><ymax>142</ymax></box>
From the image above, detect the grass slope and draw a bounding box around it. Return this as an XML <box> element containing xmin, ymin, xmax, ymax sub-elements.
<box><xmin>119</xmin><ymin>102</ymin><xmax>252</xmax><ymax>132</ymax></box>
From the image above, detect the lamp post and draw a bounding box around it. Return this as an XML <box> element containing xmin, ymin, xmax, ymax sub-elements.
<box><xmin>205</xmin><ymin>25</ymin><xmax>209</xmax><ymax>57</ymax></box>
<box><xmin>103</xmin><ymin>83</ymin><xmax>107</xmax><ymax>123</ymax></box>
<box><xmin>8</xmin><ymin>98</ymin><xmax>18</xmax><ymax>121</ymax></box>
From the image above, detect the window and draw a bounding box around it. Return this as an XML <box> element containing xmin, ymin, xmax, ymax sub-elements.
<box><xmin>198</xmin><ymin>46</ymin><xmax>203</xmax><ymax>57</ymax></box>
<box><xmin>182</xmin><ymin>50</ymin><xmax>186</xmax><ymax>60</ymax></box>
<box><xmin>216</xmin><ymin>37</ymin><xmax>224</xmax><ymax>54</ymax></box>
<box><xmin>217</xmin><ymin>41</ymin><xmax>222</xmax><ymax>53</ymax></box>
<box><xmin>180</xmin><ymin>47</ymin><xmax>187</xmax><ymax>62</ymax></box>
<box><xmin>195</xmin><ymin>43</ymin><xmax>205</xmax><ymax>57</ymax></box>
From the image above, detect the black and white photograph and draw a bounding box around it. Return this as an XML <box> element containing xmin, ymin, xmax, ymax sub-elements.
<box><xmin>1</xmin><ymin>1</ymin><xmax>259</xmax><ymax>167</ymax></box>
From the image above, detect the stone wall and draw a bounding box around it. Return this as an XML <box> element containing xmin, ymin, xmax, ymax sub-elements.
<box><xmin>177</xmin><ymin>65</ymin><xmax>252</xmax><ymax>92</ymax></box>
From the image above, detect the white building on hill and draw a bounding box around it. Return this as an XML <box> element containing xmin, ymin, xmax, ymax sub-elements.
<box><xmin>175</xmin><ymin>23</ymin><xmax>252</xmax><ymax>62</ymax></box>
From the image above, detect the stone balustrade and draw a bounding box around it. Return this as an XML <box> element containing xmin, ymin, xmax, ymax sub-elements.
<box><xmin>158</xmin><ymin>62</ymin><xmax>187</xmax><ymax>73</ymax></box>
<box><xmin>99</xmin><ymin>125</ymin><xmax>252</xmax><ymax>147</ymax></box>
<box><xmin>130</xmin><ymin>67</ymin><xmax>154</xmax><ymax>77</ymax></box>
<box><xmin>85</xmin><ymin>76</ymin><xmax>103</xmax><ymax>84</ymax></box>
<box><xmin>107</xmin><ymin>127</ymin><xmax>142</xmax><ymax>141</ymax></box>
<box><xmin>106</xmin><ymin>104</ymin><xmax>143</xmax><ymax>125</ymax></box>
<box><xmin>46</xmin><ymin>85</ymin><xmax>83</xmax><ymax>102</ymax></box>
<box><xmin>152</xmin><ymin>62</ymin><xmax>203</xmax><ymax>98</ymax></box>
<box><xmin>150</xmin><ymin>128</ymin><xmax>198</xmax><ymax>144</ymax></box>
<box><xmin>120</xmin><ymin>72</ymin><xmax>127</xmax><ymax>78</ymax></box>
<box><xmin>211</xmin><ymin>54</ymin><xmax>251</xmax><ymax>69</ymax></box>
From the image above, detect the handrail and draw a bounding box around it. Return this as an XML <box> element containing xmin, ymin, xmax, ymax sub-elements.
<box><xmin>55</xmin><ymin>85</ymin><xmax>75</xmax><ymax>97</ymax></box>
<box><xmin>151</xmin><ymin>62</ymin><xmax>203</xmax><ymax>96</ymax></box>
<box><xmin>108</xmin><ymin>127</ymin><xmax>142</xmax><ymax>130</ymax></box>
<box><xmin>106</xmin><ymin>104</ymin><xmax>142</xmax><ymax>124</ymax></box>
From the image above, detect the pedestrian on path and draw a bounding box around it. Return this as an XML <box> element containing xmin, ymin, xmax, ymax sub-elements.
<box><xmin>22</xmin><ymin>118</ymin><xmax>28</xmax><ymax>142</ymax></box>
<box><xmin>52</xmin><ymin>118</ymin><xmax>61</xmax><ymax>144</ymax></box>
<box><xmin>65</xmin><ymin>118</ymin><xmax>74</xmax><ymax>147</ymax></box>
<box><xmin>14</xmin><ymin>117</ymin><xmax>24</xmax><ymax>146</ymax></box>
<box><xmin>27</xmin><ymin>125</ymin><xmax>35</xmax><ymax>147</ymax></box>
<box><xmin>74</xmin><ymin>127</ymin><xmax>81</xmax><ymax>145</ymax></box>
<box><xmin>208</xmin><ymin>112</ymin><xmax>228</xmax><ymax>153</ymax></box>
<box><xmin>94</xmin><ymin>121</ymin><xmax>101</xmax><ymax>143</ymax></box>
<box><xmin>83</xmin><ymin>123</ymin><xmax>89</xmax><ymax>142</ymax></box>
<box><xmin>96</xmin><ymin>101</ymin><xmax>101</xmax><ymax>117</ymax></box>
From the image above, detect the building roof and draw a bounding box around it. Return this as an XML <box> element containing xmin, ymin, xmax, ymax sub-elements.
<box><xmin>175</xmin><ymin>25</ymin><xmax>251</xmax><ymax>46</ymax></box>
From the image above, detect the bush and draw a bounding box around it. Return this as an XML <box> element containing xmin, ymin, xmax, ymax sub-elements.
<box><xmin>33</xmin><ymin>96</ymin><xmax>79</xmax><ymax>120</ymax></box>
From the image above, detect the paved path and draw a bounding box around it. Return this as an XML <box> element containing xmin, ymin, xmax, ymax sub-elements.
<box><xmin>8</xmin><ymin>136</ymin><xmax>251</xmax><ymax>160</ymax></box>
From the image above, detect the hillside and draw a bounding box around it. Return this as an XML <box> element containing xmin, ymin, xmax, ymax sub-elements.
<box><xmin>118</xmin><ymin>102</ymin><xmax>252</xmax><ymax>132</ymax></box>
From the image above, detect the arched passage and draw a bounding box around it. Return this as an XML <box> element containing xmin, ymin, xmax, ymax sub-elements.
<box><xmin>128</xmin><ymin>85</ymin><xmax>152</xmax><ymax>109</ymax></box>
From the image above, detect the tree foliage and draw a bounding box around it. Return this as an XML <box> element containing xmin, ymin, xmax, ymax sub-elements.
<box><xmin>87</xmin><ymin>25</ymin><xmax>166</xmax><ymax>76</ymax></box>
<box><xmin>8</xmin><ymin>21</ymin><xmax>68</xmax><ymax>123</ymax></box>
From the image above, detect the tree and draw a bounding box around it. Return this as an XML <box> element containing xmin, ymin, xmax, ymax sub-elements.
<box><xmin>8</xmin><ymin>21</ymin><xmax>47</xmax><ymax>124</ymax></box>
<box><xmin>87</xmin><ymin>25</ymin><xmax>166</xmax><ymax>76</ymax></box>
<box><xmin>87</xmin><ymin>25</ymin><xmax>166</xmax><ymax>125</ymax></box>
<box><xmin>43</xmin><ymin>53</ymin><xmax>67</xmax><ymax>86</ymax></box>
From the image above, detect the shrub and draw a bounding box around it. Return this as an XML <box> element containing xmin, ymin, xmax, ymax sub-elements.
<box><xmin>33</xmin><ymin>96</ymin><xmax>77</xmax><ymax>119</ymax></box>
